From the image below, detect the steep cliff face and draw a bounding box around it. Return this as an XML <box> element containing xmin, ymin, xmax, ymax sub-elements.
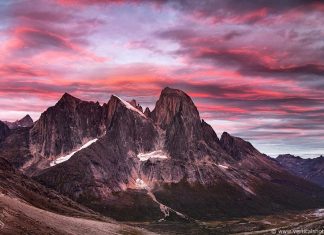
<box><xmin>35</xmin><ymin>88</ymin><xmax>324</xmax><ymax>221</ymax></box>
<box><xmin>0</xmin><ymin>121</ymin><xmax>10</xmax><ymax>142</ymax></box>
<box><xmin>151</xmin><ymin>88</ymin><xmax>202</xmax><ymax>158</ymax></box>
<box><xmin>0</xmin><ymin>127</ymin><xmax>33</xmax><ymax>169</ymax></box>
<box><xmin>151</xmin><ymin>87</ymin><xmax>229</xmax><ymax>162</ymax></box>
<box><xmin>36</xmin><ymin>95</ymin><xmax>156</xmax><ymax>188</ymax></box>
<box><xmin>220</xmin><ymin>132</ymin><xmax>260</xmax><ymax>160</ymax></box>
<box><xmin>30</xmin><ymin>93</ymin><xmax>107</xmax><ymax>157</ymax></box>
<box><xmin>277</xmin><ymin>154</ymin><xmax>324</xmax><ymax>187</ymax></box>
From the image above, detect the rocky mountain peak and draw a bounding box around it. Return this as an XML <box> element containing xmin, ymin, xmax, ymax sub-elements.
<box><xmin>151</xmin><ymin>87</ymin><xmax>200</xmax><ymax>129</ymax></box>
<box><xmin>56</xmin><ymin>93</ymin><xmax>81</xmax><ymax>107</ymax></box>
<box><xmin>3</xmin><ymin>114</ymin><xmax>33</xmax><ymax>129</ymax></box>
<box><xmin>20</xmin><ymin>114</ymin><xmax>33</xmax><ymax>125</ymax></box>
<box><xmin>30</xmin><ymin>93</ymin><xmax>105</xmax><ymax>158</ymax></box>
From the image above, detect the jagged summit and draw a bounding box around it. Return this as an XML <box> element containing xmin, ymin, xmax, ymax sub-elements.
<box><xmin>152</xmin><ymin>87</ymin><xmax>200</xmax><ymax>130</ymax></box>
<box><xmin>56</xmin><ymin>92</ymin><xmax>82</xmax><ymax>106</ymax></box>
<box><xmin>3</xmin><ymin>114</ymin><xmax>33</xmax><ymax>129</ymax></box>
<box><xmin>31</xmin><ymin>93</ymin><xmax>105</xmax><ymax>158</ymax></box>
<box><xmin>277</xmin><ymin>154</ymin><xmax>302</xmax><ymax>160</ymax></box>
<box><xmin>20</xmin><ymin>114</ymin><xmax>33</xmax><ymax>124</ymax></box>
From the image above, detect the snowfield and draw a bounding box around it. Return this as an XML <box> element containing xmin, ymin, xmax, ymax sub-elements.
<box><xmin>50</xmin><ymin>138</ymin><xmax>98</xmax><ymax>166</ymax></box>
<box><xmin>137</xmin><ymin>150</ymin><xmax>168</xmax><ymax>161</ymax></box>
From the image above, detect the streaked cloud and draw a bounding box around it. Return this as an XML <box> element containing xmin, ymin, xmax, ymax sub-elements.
<box><xmin>1</xmin><ymin>0</ymin><xmax>324</xmax><ymax>155</ymax></box>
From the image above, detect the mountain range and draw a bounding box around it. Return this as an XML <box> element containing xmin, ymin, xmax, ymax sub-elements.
<box><xmin>0</xmin><ymin>87</ymin><xmax>324</xmax><ymax>233</ymax></box>
<box><xmin>3</xmin><ymin>114</ymin><xmax>33</xmax><ymax>129</ymax></box>
<box><xmin>277</xmin><ymin>154</ymin><xmax>324</xmax><ymax>188</ymax></box>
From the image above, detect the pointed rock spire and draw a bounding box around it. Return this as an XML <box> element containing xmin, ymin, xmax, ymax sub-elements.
<box><xmin>151</xmin><ymin>87</ymin><xmax>200</xmax><ymax>129</ymax></box>
<box><xmin>144</xmin><ymin>107</ymin><xmax>151</xmax><ymax>118</ymax></box>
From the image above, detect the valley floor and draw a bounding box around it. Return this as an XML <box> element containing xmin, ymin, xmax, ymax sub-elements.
<box><xmin>1</xmin><ymin>192</ymin><xmax>323</xmax><ymax>235</ymax></box>
<box><xmin>131</xmin><ymin>209</ymin><xmax>324</xmax><ymax>235</ymax></box>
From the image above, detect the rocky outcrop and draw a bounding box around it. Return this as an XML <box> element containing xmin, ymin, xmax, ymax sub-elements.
<box><xmin>0</xmin><ymin>121</ymin><xmax>10</xmax><ymax>142</ymax></box>
<box><xmin>152</xmin><ymin>87</ymin><xmax>201</xmax><ymax>130</ymax></box>
<box><xmin>220</xmin><ymin>132</ymin><xmax>260</xmax><ymax>160</ymax></box>
<box><xmin>277</xmin><ymin>154</ymin><xmax>324</xmax><ymax>187</ymax></box>
<box><xmin>0</xmin><ymin>127</ymin><xmax>33</xmax><ymax>169</ymax></box>
<box><xmin>30</xmin><ymin>93</ymin><xmax>107</xmax><ymax>157</ymax></box>
<box><xmin>4</xmin><ymin>114</ymin><xmax>33</xmax><ymax>129</ymax></box>
<box><xmin>129</xmin><ymin>99</ymin><xmax>144</xmax><ymax>113</ymax></box>
<box><xmin>144</xmin><ymin>107</ymin><xmax>151</xmax><ymax>118</ymax></box>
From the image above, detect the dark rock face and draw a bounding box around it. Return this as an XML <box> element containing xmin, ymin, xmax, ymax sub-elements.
<box><xmin>152</xmin><ymin>87</ymin><xmax>201</xmax><ymax>130</ymax></box>
<box><xmin>30</xmin><ymin>93</ymin><xmax>107</xmax><ymax>157</ymax></box>
<box><xmin>276</xmin><ymin>154</ymin><xmax>324</xmax><ymax>187</ymax></box>
<box><xmin>36</xmin><ymin>96</ymin><xmax>164</xmax><ymax>221</ymax></box>
<box><xmin>152</xmin><ymin>87</ymin><xmax>208</xmax><ymax>160</ymax></box>
<box><xmin>4</xmin><ymin>114</ymin><xmax>33</xmax><ymax>129</ymax></box>
<box><xmin>0</xmin><ymin>121</ymin><xmax>10</xmax><ymax>142</ymax></box>
<box><xmin>220</xmin><ymin>132</ymin><xmax>261</xmax><ymax>161</ymax></box>
<box><xmin>0</xmin><ymin>127</ymin><xmax>33</xmax><ymax>169</ymax></box>
<box><xmin>37</xmin><ymin>95</ymin><xmax>159</xmax><ymax>189</ymax></box>
<box><xmin>35</xmin><ymin>87</ymin><xmax>324</xmax><ymax>221</ymax></box>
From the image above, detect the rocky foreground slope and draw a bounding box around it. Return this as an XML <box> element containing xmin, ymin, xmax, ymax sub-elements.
<box><xmin>0</xmin><ymin>157</ymin><xmax>154</xmax><ymax>235</ymax></box>
<box><xmin>276</xmin><ymin>154</ymin><xmax>324</xmax><ymax>187</ymax></box>
<box><xmin>1</xmin><ymin>87</ymin><xmax>324</xmax><ymax>222</ymax></box>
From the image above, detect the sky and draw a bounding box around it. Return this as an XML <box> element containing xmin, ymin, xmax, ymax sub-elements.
<box><xmin>1</xmin><ymin>0</ymin><xmax>324</xmax><ymax>156</ymax></box>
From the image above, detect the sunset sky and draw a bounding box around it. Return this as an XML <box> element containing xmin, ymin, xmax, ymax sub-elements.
<box><xmin>1</xmin><ymin>0</ymin><xmax>324</xmax><ymax>156</ymax></box>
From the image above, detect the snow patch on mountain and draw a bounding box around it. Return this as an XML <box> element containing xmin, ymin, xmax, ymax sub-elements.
<box><xmin>113</xmin><ymin>95</ymin><xmax>146</xmax><ymax>118</ymax></box>
<box><xmin>218</xmin><ymin>164</ymin><xmax>229</xmax><ymax>169</ymax></box>
<box><xmin>50</xmin><ymin>138</ymin><xmax>98</xmax><ymax>166</ymax></box>
<box><xmin>135</xmin><ymin>178</ymin><xmax>148</xmax><ymax>189</ymax></box>
<box><xmin>137</xmin><ymin>150</ymin><xmax>168</xmax><ymax>161</ymax></box>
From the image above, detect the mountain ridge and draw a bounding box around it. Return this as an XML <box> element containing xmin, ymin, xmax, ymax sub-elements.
<box><xmin>276</xmin><ymin>154</ymin><xmax>324</xmax><ymax>187</ymax></box>
<box><xmin>1</xmin><ymin>87</ymin><xmax>324</xmax><ymax>222</ymax></box>
<box><xmin>3</xmin><ymin>114</ymin><xmax>33</xmax><ymax>129</ymax></box>
<box><xmin>30</xmin><ymin>88</ymin><xmax>324</xmax><ymax>221</ymax></box>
